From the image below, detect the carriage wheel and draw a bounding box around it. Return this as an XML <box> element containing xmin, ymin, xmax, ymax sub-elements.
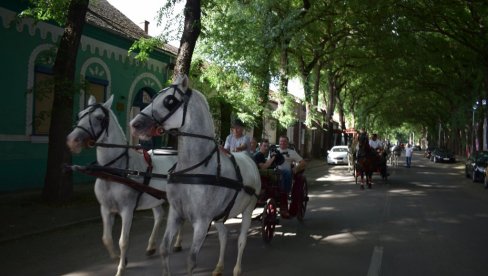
<box><xmin>261</xmin><ymin>198</ymin><xmax>277</xmax><ymax>243</ymax></box>
<box><xmin>297</xmin><ymin>178</ymin><xmax>309</xmax><ymax>222</ymax></box>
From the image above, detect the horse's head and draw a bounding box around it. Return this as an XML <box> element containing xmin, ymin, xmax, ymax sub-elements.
<box><xmin>66</xmin><ymin>95</ymin><xmax>113</xmax><ymax>153</ymax></box>
<box><xmin>130</xmin><ymin>75</ymin><xmax>192</xmax><ymax>141</ymax></box>
<box><xmin>358</xmin><ymin>133</ymin><xmax>368</xmax><ymax>146</ymax></box>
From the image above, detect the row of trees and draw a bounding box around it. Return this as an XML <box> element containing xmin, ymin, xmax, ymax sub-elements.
<box><xmin>178</xmin><ymin>0</ymin><xmax>488</xmax><ymax>153</ymax></box>
<box><xmin>27</xmin><ymin>0</ymin><xmax>488</xmax><ymax>202</ymax></box>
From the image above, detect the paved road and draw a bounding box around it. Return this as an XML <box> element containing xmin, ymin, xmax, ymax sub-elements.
<box><xmin>2</xmin><ymin>152</ymin><xmax>488</xmax><ymax>275</ymax></box>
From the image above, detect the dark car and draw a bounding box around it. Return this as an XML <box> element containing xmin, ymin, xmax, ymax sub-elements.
<box><xmin>430</xmin><ymin>148</ymin><xmax>456</xmax><ymax>163</ymax></box>
<box><xmin>465</xmin><ymin>151</ymin><xmax>488</xmax><ymax>182</ymax></box>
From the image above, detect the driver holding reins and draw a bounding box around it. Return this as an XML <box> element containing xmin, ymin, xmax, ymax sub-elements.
<box><xmin>369</xmin><ymin>133</ymin><xmax>383</xmax><ymax>152</ymax></box>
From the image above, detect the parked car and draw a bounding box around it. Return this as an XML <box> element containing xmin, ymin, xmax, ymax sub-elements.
<box><xmin>326</xmin><ymin>145</ymin><xmax>349</xmax><ymax>165</ymax></box>
<box><xmin>465</xmin><ymin>151</ymin><xmax>488</xmax><ymax>182</ymax></box>
<box><xmin>430</xmin><ymin>148</ymin><xmax>456</xmax><ymax>163</ymax></box>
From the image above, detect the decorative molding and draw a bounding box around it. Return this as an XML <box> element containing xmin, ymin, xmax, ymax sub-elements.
<box><xmin>79</xmin><ymin>57</ymin><xmax>111</xmax><ymax>109</ymax></box>
<box><xmin>125</xmin><ymin>73</ymin><xmax>163</xmax><ymax>138</ymax></box>
<box><xmin>0</xmin><ymin>7</ymin><xmax>168</xmax><ymax>73</ymax></box>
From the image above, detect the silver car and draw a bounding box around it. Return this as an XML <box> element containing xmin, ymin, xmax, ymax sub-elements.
<box><xmin>327</xmin><ymin>145</ymin><xmax>349</xmax><ymax>165</ymax></box>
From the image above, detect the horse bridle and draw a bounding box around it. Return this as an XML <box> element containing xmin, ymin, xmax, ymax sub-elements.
<box><xmin>75</xmin><ymin>104</ymin><xmax>110</xmax><ymax>143</ymax></box>
<box><xmin>138</xmin><ymin>85</ymin><xmax>192</xmax><ymax>130</ymax></box>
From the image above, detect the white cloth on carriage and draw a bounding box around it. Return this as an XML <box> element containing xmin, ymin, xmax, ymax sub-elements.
<box><xmin>277</xmin><ymin>148</ymin><xmax>303</xmax><ymax>172</ymax></box>
<box><xmin>369</xmin><ymin>139</ymin><xmax>383</xmax><ymax>150</ymax></box>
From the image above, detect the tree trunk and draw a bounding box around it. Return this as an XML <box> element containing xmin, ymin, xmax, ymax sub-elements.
<box><xmin>220</xmin><ymin>100</ymin><xmax>232</xmax><ymax>144</ymax></box>
<box><xmin>43</xmin><ymin>0</ymin><xmax>89</xmax><ymax>203</ymax></box>
<box><xmin>173</xmin><ymin>0</ymin><xmax>201</xmax><ymax>79</ymax></box>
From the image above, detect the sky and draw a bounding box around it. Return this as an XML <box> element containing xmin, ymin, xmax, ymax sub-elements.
<box><xmin>107</xmin><ymin>0</ymin><xmax>182</xmax><ymax>47</ymax></box>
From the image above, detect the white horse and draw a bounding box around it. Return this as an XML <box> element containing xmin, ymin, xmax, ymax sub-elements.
<box><xmin>66</xmin><ymin>95</ymin><xmax>182</xmax><ymax>276</ymax></box>
<box><xmin>130</xmin><ymin>75</ymin><xmax>261</xmax><ymax>276</ymax></box>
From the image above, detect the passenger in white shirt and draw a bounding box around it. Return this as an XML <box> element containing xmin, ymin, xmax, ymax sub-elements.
<box><xmin>369</xmin><ymin>134</ymin><xmax>383</xmax><ymax>151</ymax></box>
<box><xmin>222</xmin><ymin>119</ymin><xmax>251</xmax><ymax>155</ymax></box>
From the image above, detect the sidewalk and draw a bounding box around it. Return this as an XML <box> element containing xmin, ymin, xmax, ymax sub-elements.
<box><xmin>0</xmin><ymin>184</ymin><xmax>100</xmax><ymax>243</ymax></box>
<box><xmin>0</xmin><ymin>159</ymin><xmax>326</xmax><ymax>244</ymax></box>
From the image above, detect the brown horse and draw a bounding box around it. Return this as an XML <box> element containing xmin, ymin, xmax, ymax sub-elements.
<box><xmin>355</xmin><ymin>134</ymin><xmax>387</xmax><ymax>189</ymax></box>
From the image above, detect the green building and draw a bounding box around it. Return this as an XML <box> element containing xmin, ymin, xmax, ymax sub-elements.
<box><xmin>0</xmin><ymin>0</ymin><xmax>177</xmax><ymax>191</ymax></box>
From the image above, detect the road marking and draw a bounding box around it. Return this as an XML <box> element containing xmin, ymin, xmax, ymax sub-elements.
<box><xmin>367</xmin><ymin>246</ymin><xmax>383</xmax><ymax>276</ymax></box>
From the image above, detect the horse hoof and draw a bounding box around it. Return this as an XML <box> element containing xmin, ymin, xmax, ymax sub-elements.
<box><xmin>146</xmin><ymin>249</ymin><xmax>156</xmax><ymax>256</ymax></box>
<box><xmin>368</xmin><ymin>184</ymin><xmax>372</xmax><ymax>189</ymax></box>
<box><xmin>125</xmin><ymin>257</ymin><xmax>128</xmax><ymax>265</ymax></box>
<box><xmin>360</xmin><ymin>185</ymin><xmax>365</xmax><ymax>190</ymax></box>
<box><xmin>173</xmin><ymin>246</ymin><xmax>183</xmax><ymax>252</ymax></box>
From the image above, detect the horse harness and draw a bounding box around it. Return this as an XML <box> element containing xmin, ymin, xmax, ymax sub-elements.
<box><xmin>166</xmin><ymin>130</ymin><xmax>258</xmax><ymax>222</ymax></box>
<box><xmin>142</xmin><ymin>85</ymin><xmax>258</xmax><ymax>222</ymax></box>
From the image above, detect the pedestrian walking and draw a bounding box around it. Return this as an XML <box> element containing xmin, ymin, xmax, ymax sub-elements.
<box><xmin>405</xmin><ymin>143</ymin><xmax>413</xmax><ymax>168</ymax></box>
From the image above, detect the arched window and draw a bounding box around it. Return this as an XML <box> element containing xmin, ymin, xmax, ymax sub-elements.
<box><xmin>81</xmin><ymin>60</ymin><xmax>110</xmax><ymax>107</ymax></box>
<box><xmin>32</xmin><ymin>48</ymin><xmax>56</xmax><ymax>136</ymax></box>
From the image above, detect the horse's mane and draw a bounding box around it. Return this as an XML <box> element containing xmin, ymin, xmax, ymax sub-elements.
<box><xmin>107</xmin><ymin>108</ymin><xmax>127</xmax><ymax>142</ymax></box>
<box><xmin>358</xmin><ymin>133</ymin><xmax>370</xmax><ymax>150</ymax></box>
<box><xmin>183</xmin><ymin>89</ymin><xmax>215</xmax><ymax>135</ymax></box>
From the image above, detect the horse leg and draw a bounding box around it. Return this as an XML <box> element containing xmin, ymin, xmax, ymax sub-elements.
<box><xmin>161</xmin><ymin>208</ymin><xmax>184</xmax><ymax>276</ymax></box>
<box><xmin>116</xmin><ymin>208</ymin><xmax>134</xmax><ymax>276</ymax></box>
<box><xmin>173</xmin><ymin>226</ymin><xmax>183</xmax><ymax>252</ymax></box>
<box><xmin>367</xmin><ymin>172</ymin><xmax>372</xmax><ymax>189</ymax></box>
<box><xmin>146</xmin><ymin>206</ymin><xmax>164</xmax><ymax>256</ymax></box>
<box><xmin>233</xmin><ymin>203</ymin><xmax>255</xmax><ymax>276</ymax></box>
<box><xmin>212</xmin><ymin>221</ymin><xmax>228</xmax><ymax>276</ymax></box>
<box><xmin>187</xmin><ymin>219</ymin><xmax>212</xmax><ymax>275</ymax></box>
<box><xmin>100</xmin><ymin>206</ymin><xmax>118</xmax><ymax>259</ymax></box>
<box><xmin>360</xmin><ymin>172</ymin><xmax>365</xmax><ymax>190</ymax></box>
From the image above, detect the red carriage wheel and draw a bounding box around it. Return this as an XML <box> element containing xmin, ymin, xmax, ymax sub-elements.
<box><xmin>296</xmin><ymin>177</ymin><xmax>309</xmax><ymax>221</ymax></box>
<box><xmin>261</xmin><ymin>198</ymin><xmax>277</xmax><ymax>243</ymax></box>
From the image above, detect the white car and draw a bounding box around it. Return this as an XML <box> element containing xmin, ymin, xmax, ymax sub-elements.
<box><xmin>326</xmin><ymin>145</ymin><xmax>349</xmax><ymax>165</ymax></box>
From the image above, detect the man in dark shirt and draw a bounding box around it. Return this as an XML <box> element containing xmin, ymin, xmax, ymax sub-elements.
<box><xmin>253</xmin><ymin>139</ymin><xmax>275</xmax><ymax>170</ymax></box>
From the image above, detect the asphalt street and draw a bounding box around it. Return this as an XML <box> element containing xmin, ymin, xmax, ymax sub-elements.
<box><xmin>2</xmin><ymin>152</ymin><xmax>488</xmax><ymax>276</ymax></box>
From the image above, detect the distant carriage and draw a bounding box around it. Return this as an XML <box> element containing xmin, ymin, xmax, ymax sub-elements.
<box><xmin>354</xmin><ymin>134</ymin><xmax>388</xmax><ymax>189</ymax></box>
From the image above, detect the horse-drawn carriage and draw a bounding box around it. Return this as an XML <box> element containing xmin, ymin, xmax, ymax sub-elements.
<box><xmin>353</xmin><ymin>134</ymin><xmax>389</xmax><ymax>189</ymax></box>
<box><xmin>67</xmin><ymin>76</ymin><xmax>307</xmax><ymax>275</ymax></box>
<box><xmin>256</xmin><ymin>166</ymin><xmax>309</xmax><ymax>243</ymax></box>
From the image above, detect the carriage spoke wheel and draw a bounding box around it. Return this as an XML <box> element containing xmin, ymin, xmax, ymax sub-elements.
<box><xmin>297</xmin><ymin>178</ymin><xmax>309</xmax><ymax>222</ymax></box>
<box><xmin>261</xmin><ymin>198</ymin><xmax>277</xmax><ymax>243</ymax></box>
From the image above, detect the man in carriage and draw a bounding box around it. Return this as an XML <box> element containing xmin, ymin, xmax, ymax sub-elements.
<box><xmin>276</xmin><ymin>135</ymin><xmax>306</xmax><ymax>218</ymax></box>
<box><xmin>369</xmin><ymin>133</ymin><xmax>383</xmax><ymax>151</ymax></box>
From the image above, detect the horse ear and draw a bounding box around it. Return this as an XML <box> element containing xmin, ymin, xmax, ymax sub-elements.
<box><xmin>103</xmin><ymin>94</ymin><xmax>114</xmax><ymax>109</ymax></box>
<box><xmin>175</xmin><ymin>74</ymin><xmax>189</xmax><ymax>91</ymax></box>
<box><xmin>88</xmin><ymin>95</ymin><xmax>96</xmax><ymax>105</ymax></box>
